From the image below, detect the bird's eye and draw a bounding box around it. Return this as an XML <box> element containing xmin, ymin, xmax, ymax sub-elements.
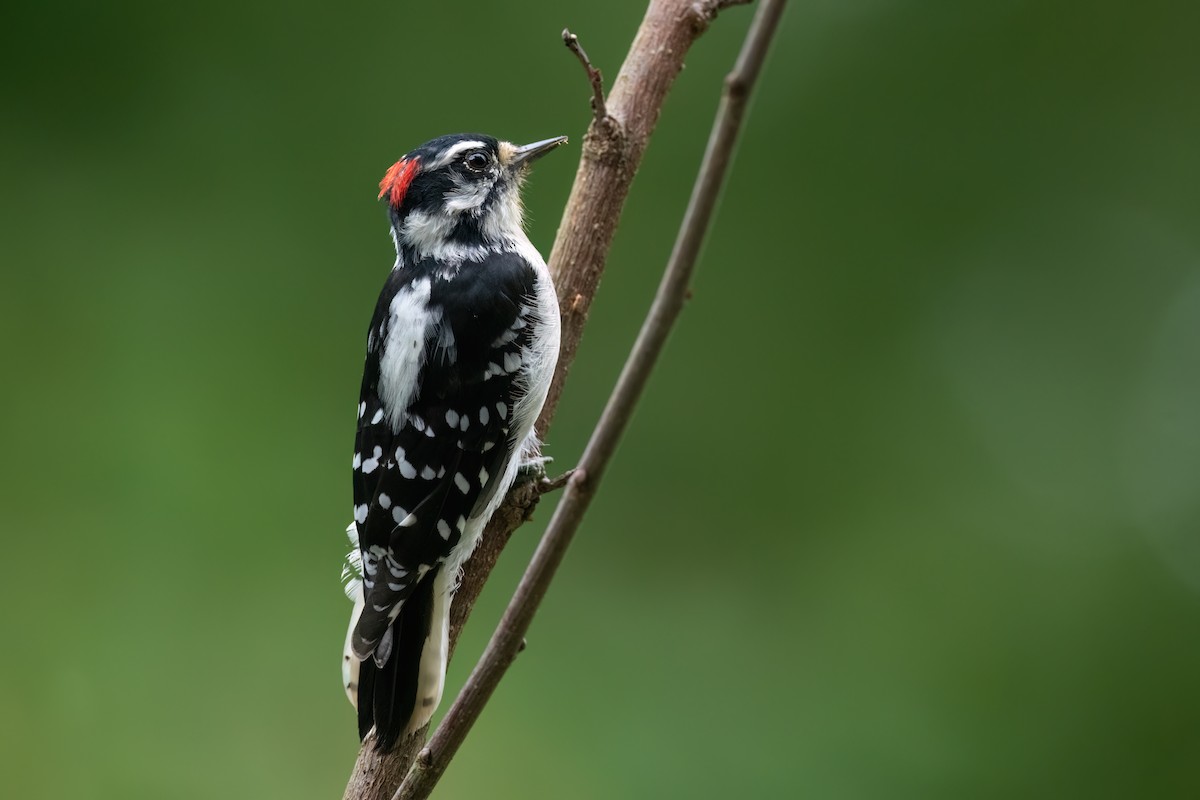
<box><xmin>464</xmin><ymin>151</ymin><xmax>489</xmax><ymax>171</ymax></box>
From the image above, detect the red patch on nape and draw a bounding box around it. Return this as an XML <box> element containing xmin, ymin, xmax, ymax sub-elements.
<box><xmin>378</xmin><ymin>157</ymin><xmax>419</xmax><ymax>208</ymax></box>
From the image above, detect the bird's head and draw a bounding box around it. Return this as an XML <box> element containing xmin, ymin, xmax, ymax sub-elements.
<box><xmin>379</xmin><ymin>133</ymin><xmax>567</xmax><ymax>262</ymax></box>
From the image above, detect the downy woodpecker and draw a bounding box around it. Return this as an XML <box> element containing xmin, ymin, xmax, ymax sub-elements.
<box><xmin>340</xmin><ymin>133</ymin><xmax>565</xmax><ymax>750</ymax></box>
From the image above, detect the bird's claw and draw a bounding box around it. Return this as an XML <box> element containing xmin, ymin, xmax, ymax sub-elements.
<box><xmin>515</xmin><ymin>455</ymin><xmax>554</xmax><ymax>485</ymax></box>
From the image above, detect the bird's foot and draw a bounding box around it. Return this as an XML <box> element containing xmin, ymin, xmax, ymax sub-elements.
<box><xmin>515</xmin><ymin>455</ymin><xmax>554</xmax><ymax>486</ymax></box>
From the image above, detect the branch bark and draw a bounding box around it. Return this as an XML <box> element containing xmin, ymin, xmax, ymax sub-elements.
<box><xmin>342</xmin><ymin>1</ymin><xmax>775</xmax><ymax>797</ymax></box>
<box><xmin>536</xmin><ymin>0</ymin><xmax>756</xmax><ymax>432</ymax></box>
<box><xmin>392</xmin><ymin>2</ymin><xmax>783</xmax><ymax>797</ymax></box>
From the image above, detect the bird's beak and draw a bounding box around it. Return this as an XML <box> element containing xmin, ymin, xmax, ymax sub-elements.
<box><xmin>509</xmin><ymin>136</ymin><xmax>568</xmax><ymax>168</ymax></box>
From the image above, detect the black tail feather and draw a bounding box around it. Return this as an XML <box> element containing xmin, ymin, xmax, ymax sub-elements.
<box><xmin>356</xmin><ymin>566</ymin><xmax>440</xmax><ymax>751</ymax></box>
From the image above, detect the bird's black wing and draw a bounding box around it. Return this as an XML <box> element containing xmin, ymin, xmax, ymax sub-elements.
<box><xmin>350</xmin><ymin>252</ymin><xmax>540</xmax><ymax>659</ymax></box>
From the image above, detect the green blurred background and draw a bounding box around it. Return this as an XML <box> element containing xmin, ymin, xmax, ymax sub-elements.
<box><xmin>2</xmin><ymin>0</ymin><xmax>1199</xmax><ymax>797</ymax></box>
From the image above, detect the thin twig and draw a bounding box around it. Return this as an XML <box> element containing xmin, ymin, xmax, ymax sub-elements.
<box><xmin>342</xmin><ymin>2</ymin><xmax>763</xmax><ymax>797</ymax></box>
<box><xmin>391</xmin><ymin>2</ymin><xmax>785</xmax><ymax>798</ymax></box>
<box><xmin>563</xmin><ymin>28</ymin><xmax>608</xmax><ymax>121</ymax></box>
<box><xmin>538</xmin><ymin>469</ymin><xmax>577</xmax><ymax>494</ymax></box>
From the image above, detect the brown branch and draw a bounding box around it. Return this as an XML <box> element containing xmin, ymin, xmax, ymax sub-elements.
<box><xmin>538</xmin><ymin>0</ymin><xmax>738</xmax><ymax>431</ymax></box>
<box><xmin>562</xmin><ymin>28</ymin><xmax>608</xmax><ymax>122</ymax></box>
<box><xmin>342</xmin><ymin>1</ymin><xmax>776</xmax><ymax>797</ymax></box>
<box><xmin>390</xmin><ymin>1</ymin><xmax>785</xmax><ymax>798</ymax></box>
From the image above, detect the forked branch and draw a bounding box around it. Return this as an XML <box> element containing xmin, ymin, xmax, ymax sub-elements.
<box><xmin>391</xmin><ymin>0</ymin><xmax>785</xmax><ymax>797</ymax></box>
<box><xmin>342</xmin><ymin>1</ymin><xmax>782</xmax><ymax>798</ymax></box>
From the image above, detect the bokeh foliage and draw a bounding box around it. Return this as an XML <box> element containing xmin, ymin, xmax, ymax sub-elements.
<box><xmin>2</xmin><ymin>1</ymin><xmax>1199</xmax><ymax>797</ymax></box>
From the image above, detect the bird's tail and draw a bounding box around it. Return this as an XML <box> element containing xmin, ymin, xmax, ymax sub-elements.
<box><xmin>350</xmin><ymin>565</ymin><xmax>451</xmax><ymax>751</ymax></box>
<box><xmin>341</xmin><ymin>524</ymin><xmax>366</xmax><ymax>707</ymax></box>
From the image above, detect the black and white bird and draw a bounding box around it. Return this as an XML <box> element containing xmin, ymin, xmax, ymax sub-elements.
<box><xmin>340</xmin><ymin>133</ymin><xmax>565</xmax><ymax>750</ymax></box>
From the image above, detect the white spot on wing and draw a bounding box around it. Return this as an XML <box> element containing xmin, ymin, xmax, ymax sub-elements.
<box><xmin>454</xmin><ymin>472</ymin><xmax>469</xmax><ymax>493</ymax></box>
<box><xmin>361</xmin><ymin>446</ymin><xmax>383</xmax><ymax>474</ymax></box>
<box><xmin>396</xmin><ymin>446</ymin><xmax>417</xmax><ymax>479</ymax></box>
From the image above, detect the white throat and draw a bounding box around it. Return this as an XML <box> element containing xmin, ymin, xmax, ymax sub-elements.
<box><xmin>395</xmin><ymin>181</ymin><xmax>527</xmax><ymax>265</ymax></box>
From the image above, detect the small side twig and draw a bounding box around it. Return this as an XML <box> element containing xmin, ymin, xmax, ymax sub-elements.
<box><xmin>538</xmin><ymin>469</ymin><xmax>577</xmax><ymax>494</ymax></box>
<box><xmin>563</xmin><ymin>28</ymin><xmax>608</xmax><ymax>121</ymax></box>
<box><xmin>391</xmin><ymin>3</ymin><xmax>785</xmax><ymax>799</ymax></box>
<box><xmin>343</xmin><ymin>2</ymin><xmax>768</xmax><ymax>797</ymax></box>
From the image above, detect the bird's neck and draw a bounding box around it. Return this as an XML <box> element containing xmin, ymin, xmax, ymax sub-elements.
<box><xmin>392</xmin><ymin>209</ymin><xmax>528</xmax><ymax>267</ymax></box>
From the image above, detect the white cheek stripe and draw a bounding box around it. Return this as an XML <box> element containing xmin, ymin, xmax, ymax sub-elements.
<box><xmin>401</xmin><ymin>211</ymin><xmax>459</xmax><ymax>259</ymax></box>
<box><xmin>443</xmin><ymin>176</ymin><xmax>491</xmax><ymax>214</ymax></box>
